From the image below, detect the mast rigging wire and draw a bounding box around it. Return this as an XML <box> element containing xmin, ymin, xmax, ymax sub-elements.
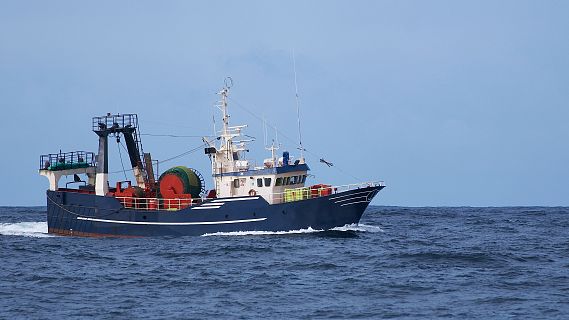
<box><xmin>292</xmin><ymin>50</ymin><xmax>304</xmax><ymax>157</ymax></box>
<box><xmin>227</xmin><ymin>96</ymin><xmax>362</xmax><ymax>182</ymax></box>
<box><xmin>116</xmin><ymin>139</ymin><xmax>129</xmax><ymax>181</ymax></box>
<box><xmin>159</xmin><ymin>136</ymin><xmax>219</xmax><ymax>164</ymax></box>
<box><xmin>108</xmin><ymin>137</ymin><xmax>219</xmax><ymax>175</ymax></box>
<box><xmin>140</xmin><ymin>133</ymin><xmax>204</xmax><ymax>138</ymax></box>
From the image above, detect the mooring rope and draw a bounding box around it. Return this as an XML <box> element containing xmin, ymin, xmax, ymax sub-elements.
<box><xmin>46</xmin><ymin>194</ymin><xmax>120</xmax><ymax>218</ymax></box>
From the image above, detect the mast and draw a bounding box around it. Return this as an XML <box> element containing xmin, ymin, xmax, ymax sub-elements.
<box><xmin>211</xmin><ymin>77</ymin><xmax>244</xmax><ymax>172</ymax></box>
<box><xmin>220</xmin><ymin>87</ymin><xmax>229</xmax><ymax>141</ymax></box>
<box><xmin>92</xmin><ymin>113</ymin><xmax>148</xmax><ymax>195</ymax></box>
<box><xmin>209</xmin><ymin>77</ymin><xmax>256</xmax><ymax>197</ymax></box>
<box><xmin>217</xmin><ymin>77</ymin><xmax>234</xmax><ymax>162</ymax></box>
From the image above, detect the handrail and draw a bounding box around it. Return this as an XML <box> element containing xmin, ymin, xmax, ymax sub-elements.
<box><xmin>259</xmin><ymin>181</ymin><xmax>385</xmax><ymax>203</ymax></box>
<box><xmin>39</xmin><ymin>151</ymin><xmax>96</xmax><ymax>171</ymax></box>
<box><xmin>246</xmin><ymin>181</ymin><xmax>384</xmax><ymax>197</ymax></box>
<box><xmin>114</xmin><ymin>181</ymin><xmax>384</xmax><ymax>211</ymax></box>
<box><xmin>115</xmin><ymin>196</ymin><xmax>206</xmax><ymax>211</ymax></box>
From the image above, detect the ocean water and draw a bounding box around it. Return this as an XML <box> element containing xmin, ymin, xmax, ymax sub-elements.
<box><xmin>1</xmin><ymin>206</ymin><xmax>568</xmax><ymax>319</ymax></box>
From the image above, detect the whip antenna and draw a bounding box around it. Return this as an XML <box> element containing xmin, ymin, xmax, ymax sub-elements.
<box><xmin>292</xmin><ymin>49</ymin><xmax>304</xmax><ymax>159</ymax></box>
<box><xmin>263</xmin><ymin>115</ymin><xmax>268</xmax><ymax>148</ymax></box>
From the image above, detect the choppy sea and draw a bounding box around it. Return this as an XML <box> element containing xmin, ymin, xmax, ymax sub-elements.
<box><xmin>1</xmin><ymin>206</ymin><xmax>568</xmax><ymax>319</ymax></box>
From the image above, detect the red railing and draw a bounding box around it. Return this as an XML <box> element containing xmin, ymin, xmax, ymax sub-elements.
<box><xmin>116</xmin><ymin>181</ymin><xmax>385</xmax><ymax>210</ymax></box>
<box><xmin>115</xmin><ymin>197</ymin><xmax>205</xmax><ymax>211</ymax></box>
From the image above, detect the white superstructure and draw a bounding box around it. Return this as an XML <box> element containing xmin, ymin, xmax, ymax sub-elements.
<box><xmin>205</xmin><ymin>83</ymin><xmax>309</xmax><ymax>204</ymax></box>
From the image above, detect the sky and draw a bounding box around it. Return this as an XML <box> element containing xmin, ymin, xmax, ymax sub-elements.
<box><xmin>0</xmin><ymin>0</ymin><xmax>568</xmax><ymax>206</ymax></box>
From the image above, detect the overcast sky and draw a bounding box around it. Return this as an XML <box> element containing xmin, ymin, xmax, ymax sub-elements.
<box><xmin>1</xmin><ymin>0</ymin><xmax>568</xmax><ymax>206</ymax></box>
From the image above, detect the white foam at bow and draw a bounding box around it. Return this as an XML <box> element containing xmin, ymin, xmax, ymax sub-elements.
<box><xmin>331</xmin><ymin>223</ymin><xmax>384</xmax><ymax>233</ymax></box>
<box><xmin>202</xmin><ymin>223</ymin><xmax>383</xmax><ymax>236</ymax></box>
<box><xmin>0</xmin><ymin>222</ymin><xmax>52</xmax><ymax>238</ymax></box>
<box><xmin>202</xmin><ymin>227</ymin><xmax>323</xmax><ymax>236</ymax></box>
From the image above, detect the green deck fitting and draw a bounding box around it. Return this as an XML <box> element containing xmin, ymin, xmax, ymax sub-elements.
<box><xmin>48</xmin><ymin>162</ymin><xmax>91</xmax><ymax>171</ymax></box>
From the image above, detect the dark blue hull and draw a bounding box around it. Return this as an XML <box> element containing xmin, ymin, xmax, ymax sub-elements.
<box><xmin>46</xmin><ymin>186</ymin><xmax>383</xmax><ymax>237</ymax></box>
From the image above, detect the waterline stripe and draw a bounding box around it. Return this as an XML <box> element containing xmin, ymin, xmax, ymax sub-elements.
<box><xmin>76</xmin><ymin>217</ymin><xmax>267</xmax><ymax>226</ymax></box>
<box><xmin>192</xmin><ymin>206</ymin><xmax>222</xmax><ymax>210</ymax></box>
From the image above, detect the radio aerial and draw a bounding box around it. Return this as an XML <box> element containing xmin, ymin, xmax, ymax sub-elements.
<box><xmin>224</xmin><ymin>76</ymin><xmax>233</xmax><ymax>89</ymax></box>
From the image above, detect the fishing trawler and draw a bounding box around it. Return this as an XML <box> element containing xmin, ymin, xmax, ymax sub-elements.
<box><xmin>39</xmin><ymin>82</ymin><xmax>385</xmax><ymax>237</ymax></box>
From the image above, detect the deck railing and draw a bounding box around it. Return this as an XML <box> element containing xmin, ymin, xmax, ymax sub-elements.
<box><xmin>115</xmin><ymin>181</ymin><xmax>384</xmax><ymax>211</ymax></box>
<box><xmin>39</xmin><ymin>151</ymin><xmax>96</xmax><ymax>171</ymax></box>
<box><xmin>92</xmin><ymin>114</ymin><xmax>138</xmax><ymax>132</ymax></box>
<box><xmin>269</xmin><ymin>181</ymin><xmax>385</xmax><ymax>203</ymax></box>
<box><xmin>115</xmin><ymin>196</ymin><xmax>205</xmax><ymax>211</ymax></box>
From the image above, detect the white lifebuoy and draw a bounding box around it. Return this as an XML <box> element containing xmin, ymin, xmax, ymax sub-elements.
<box><xmin>249</xmin><ymin>189</ymin><xmax>257</xmax><ymax>196</ymax></box>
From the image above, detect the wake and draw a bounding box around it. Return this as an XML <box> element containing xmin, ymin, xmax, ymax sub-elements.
<box><xmin>0</xmin><ymin>222</ymin><xmax>383</xmax><ymax>238</ymax></box>
<box><xmin>202</xmin><ymin>223</ymin><xmax>383</xmax><ymax>237</ymax></box>
<box><xmin>0</xmin><ymin>221</ymin><xmax>52</xmax><ymax>238</ymax></box>
<box><xmin>331</xmin><ymin>223</ymin><xmax>384</xmax><ymax>233</ymax></box>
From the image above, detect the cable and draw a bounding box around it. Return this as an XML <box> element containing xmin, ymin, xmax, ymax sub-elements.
<box><xmin>110</xmin><ymin>167</ymin><xmax>135</xmax><ymax>175</ymax></box>
<box><xmin>227</xmin><ymin>96</ymin><xmax>363</xmax><ymax>182</ymax></box>
<box><xmin>140</xmin><ymin>134</ymin><xmax>204</xmax><ymax>138</ymax></box>
<box><xmin>107</xmin><ymin>142</ymin><xmax>207</xmax><ymax>176</ymax></box>
<box><xmin>228</xmin><ymin>97</ymin><xmax>298</xmax><ymax>146</ymax></box>
<box><xmin>116</xmin><ymin>139</ymin><xmax>129</xmax><ymax>180</ymax></box>
<box><xmin>159</xmin><ymin>144</ymin><xmax>206</xmax><ymax>164</ymax></box>
<box><xmin>292</xmin><ymin>49</ymin><xmax>304</xmax><ymax>158</ymax></box>
<box><xmin>47</xmin><ymin>194</ymin><xmax>121</xmax><ymax>217</ymax></box>
<box><xmin>154</xmin><ymin>136</ymin><xmax>220</xmax><ymax>165</ymax></box>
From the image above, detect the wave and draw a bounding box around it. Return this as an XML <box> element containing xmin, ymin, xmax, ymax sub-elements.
<box><xmin>203</xmin><ymin>227</ymin><xmax>322</xmax><ymax>237</ymax></box>
<box><xmin>0</xmin><ymin>221</ymin><xmax>52</xmax><ymax>238</ymax></box>
<box><xmin>330</xmin><ymin>223</ymin><xmax>384</xmax><ymax>233</ymax></box>
<box><xmin>0</xmin><ymin>221</ymin><xmax>383</xmax><ymax>238</ymax></box>
<box><xmin>202</xmin><ymin>223</ymin><xmax>383</xmax><ymax>237</ymax></box>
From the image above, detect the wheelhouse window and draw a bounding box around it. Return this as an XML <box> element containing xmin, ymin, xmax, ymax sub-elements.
<box><xmin>264</xmin><ymin>178</ymin><xmax>272</xmax><ymax>187</ymax></box>
<box><xmin>257</xmin><ymin>178</ymin><xmax>263</xmax><ymax>188</ymax></box>
<box><xmin>284</xmin><ymin>177</ymin><xmax>291</xmax><ymax>185</ymax></box>
<box><xmin>301</xmin><ymin>175</ymin><xmax>307</xmax><ymax>183</ymax></box>
<box><xmin>276</xmin><ymin>177</ymin><xmax>283</xmax><ymax>186</ymax></box>
<box><xmin>233</xmin><ymin>179</ymin><xmax>240</xmax><ymax>188</ymax></box>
